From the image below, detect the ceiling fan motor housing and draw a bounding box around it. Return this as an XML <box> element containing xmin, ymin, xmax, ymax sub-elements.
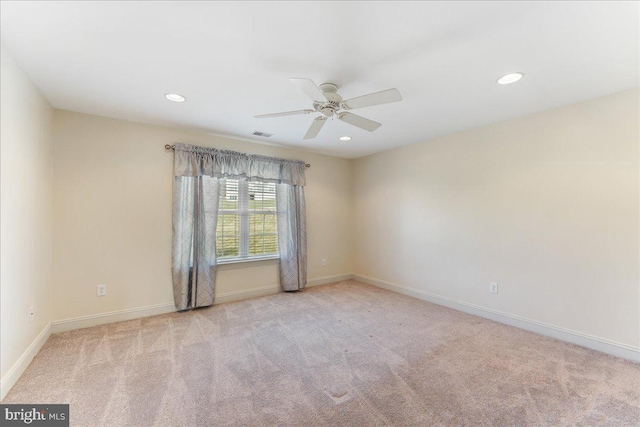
<box><xmin>317</xmin><ymin>83</ymin><xmax>342</xmax><ymax>117</ymax></box>
<box><xmin>319</xmin><ymin>82</ymin><xmax>338</xmax><ymax>94</ymax></box>
<box><xmin>320</xmin><ymin>83</ymin><xmax>342</xmax><ymax>102</ymax></box>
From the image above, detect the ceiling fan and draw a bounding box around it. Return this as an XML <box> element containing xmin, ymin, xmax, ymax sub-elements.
<box><xmin>254</xmin><ymin>78</ymin><xmax>403</xmax><ymax>140</ymax></box>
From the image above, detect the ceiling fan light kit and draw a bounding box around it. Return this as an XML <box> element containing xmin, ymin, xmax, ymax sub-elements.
<box><xmin>255</xmin><ymin>78</ymin><xmax>403</xmax><ymax>140</ymax></box>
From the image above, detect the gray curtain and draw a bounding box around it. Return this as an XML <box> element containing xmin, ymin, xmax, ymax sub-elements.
<box><xmin>172</xmin><ymin>175</ymin><xmax>220</xmax><ymax>310</ymax></box>
<box><xmin>171</xmin><ymin>143</ymin><xmax>307</xmax><ymax>308</ymax></box>
<box><xmin>276</xmin><ymin>184</ymin><xmax>307</xmax><ymax>291</ymax></box>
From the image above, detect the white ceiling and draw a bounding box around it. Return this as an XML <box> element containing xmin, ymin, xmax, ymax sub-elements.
<box><xmin>1</xmin><ymin>2</ymin><xmax>638</xmax><ymax>159</ymax></box>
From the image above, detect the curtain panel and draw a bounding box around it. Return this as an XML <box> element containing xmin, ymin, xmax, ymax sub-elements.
<box><xmin>171</xmin><ymin>143</ymin><xmax>308</xmax><ymax>310</ymax></box>
<box><xmin>172</xmin><ymin>176</ymin><xmax>220</xmax><ymax>310</ymax></box>
<box><xmin>276</xmin><ymin>184</ymin><xmax>307</xmax><ymax>291</ymax></box>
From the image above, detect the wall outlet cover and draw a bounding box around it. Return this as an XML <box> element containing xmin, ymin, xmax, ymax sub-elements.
<box><xmin>490</xmin><ymin>282</ymin><xmax>498</xmax><ymax>294</ymax></box>
<box><xmin>97</xmin><ymin>284</ymin><xmax>107</xmax><ymax>297</ymax></box>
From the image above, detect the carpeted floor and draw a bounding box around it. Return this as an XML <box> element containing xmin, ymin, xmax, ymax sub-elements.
<box><xmin>4</xmin><ymin>280</ymin><xmax>640</xmax><ymax>426</ymax></box>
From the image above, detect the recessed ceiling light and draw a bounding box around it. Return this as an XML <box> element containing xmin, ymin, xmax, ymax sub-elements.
<box><xmin>339</xmin><ymin>136</ymin><xmax>352</xmax><ymax>141</ymax></box>
<box><xmin>165</xmin><ymin>93</ymin><xmax>186</xmax><ymax>102</ymax></box>
<box><xmin>497</xmin><ymin>72</ymin><xmax>524</xmax><ymax>85</ymax></box>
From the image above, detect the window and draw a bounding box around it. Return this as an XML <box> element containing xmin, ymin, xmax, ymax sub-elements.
<box><xmin>216</xmin><ymin>179</ymin><xmax>278</xmax><ymax>261</ymax></box>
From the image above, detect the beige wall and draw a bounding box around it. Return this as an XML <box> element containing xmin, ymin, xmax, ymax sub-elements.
<box><xmin>1</xmin><ymin>47</ymin><xmax>54</xmax><ymax>380</ymax></box>
<box><xmin>353</xmin><ymin>89</ymin><xmax>639</xmax><ymax>348</ymax></box>
<box><xmin>52</xmin><ymin>111</ymin><xmax>353</xmax><ymax>320</ymax></box>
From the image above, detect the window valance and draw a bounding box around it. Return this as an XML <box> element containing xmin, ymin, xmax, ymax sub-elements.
<box><xmin>173</xmin><ymin>143</ymin><xmax>307</xmax><ymax>186</ymax></box>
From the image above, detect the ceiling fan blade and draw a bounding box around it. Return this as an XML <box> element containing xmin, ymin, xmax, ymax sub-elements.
<box><xmin>338</xmin><ymin>112</ymin><xmax>381</xmax><ymax>132</ymax></box>
<box><xmin>254</xmin><ymin>109</ymin><xmax>315</xmax><ymax>119</ymax></box>
<box><xmin>342</xmin><ymin>88</ymin><xmax>402</xmax><ymax>110</ymax></box>
<box><xmin>303</xmin><ymin>116</ymin><xmax>327</xmax><ymax>140</ymax></box>
<box><xmin>290</xmin><ymin>78</ymin><xmax>327</xmax><ymax>102</ymax></box>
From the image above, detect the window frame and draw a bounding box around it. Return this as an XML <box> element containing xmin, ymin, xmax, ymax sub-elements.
<box><xmin>216</xmin><ymin>179</ymin><xmax>279</xmax><ymax>264</ymax></box>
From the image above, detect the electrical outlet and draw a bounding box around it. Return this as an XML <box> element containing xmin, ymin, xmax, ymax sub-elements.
<box><xmin>489</xmin><ymin>282</ymin><xmax>498</xmax><ymax>294</ymax></box>
<box><xmin>97</xmin><ymin>284</ymin><xmax>107</xmax><ymax>297</ymax></box>
<box><xmin>321</xmin><ymin>258</ymin><xmax>327</xmax><ymax>267</ymax></box>
<box><xmin>29</xmin><ymin>306</ymin><xmax>34</xmax><ymax>322</ymax></box>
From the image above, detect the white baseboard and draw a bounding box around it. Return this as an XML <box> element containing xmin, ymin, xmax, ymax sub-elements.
<box><xmin>216</xmin><ymin>273</ymin><xmax>353</xmax><ymax>302</ymax></box>
<box><xmin>49</xmin><ymin>288</ymin><xmax>280</xmax><ymax>334</ymax></box>
<box><xmin>306</xmin><ymin>273</ymin><xmax>353</xmax><ymax>288</ymax></box>
<box><xmin>352</xmin><ymin>273</ymin><xmax>640</xmax><ymax>363</ymax></box>
<box><xmin>216</xmin><ymin>285</ymin><xmax>280</xmax><ymax>303</ymax></box>
<box><xmin>51</xmin><ymin>302</ymin><xmax>176</xmax><ymax>334</ymax></box>
<box><xmin>50</xmin><ymin>273</ymin><xmax>352</xmax><ymax>334</ymax></box>
<box><xmin>1</xmin><ymin>322</ymin><xmax>51</xmax><ymax>401</ymax></box>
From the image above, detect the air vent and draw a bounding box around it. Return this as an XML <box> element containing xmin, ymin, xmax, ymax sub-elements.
<box><xmin>252</xmin><ymin>131</ymin><xmax>273</xmax><ymax>138</ymax></box>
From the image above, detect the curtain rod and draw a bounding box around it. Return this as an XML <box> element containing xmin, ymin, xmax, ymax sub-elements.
<box><xmin>164</xmin><ymin>144</ymin><xmax>310</xmax><ymax>168</ymax></box>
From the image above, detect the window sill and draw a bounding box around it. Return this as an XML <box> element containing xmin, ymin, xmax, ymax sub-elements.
<box><xmin>217</xmin><ymin>255</ymin><xmax>280</xmax><ymax>266</ymax></box>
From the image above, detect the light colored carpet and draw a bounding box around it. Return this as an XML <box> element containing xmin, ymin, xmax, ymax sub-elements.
<box><xmin>4</xmin><ymin>280</ymin><xmax>640</xmax><ymax>426</ymax></box>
